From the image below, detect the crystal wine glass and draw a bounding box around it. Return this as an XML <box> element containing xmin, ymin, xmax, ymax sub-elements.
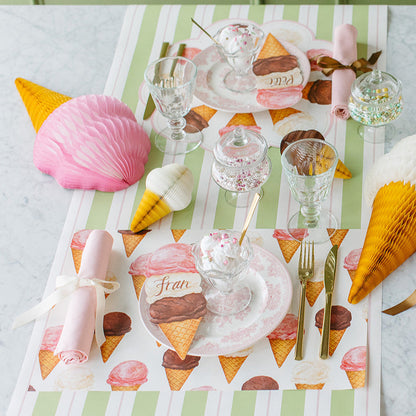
<box><xmin>144</xmin><ymin>56</ymin><xmax>202</xmax><ymax>155</ymax></box>
<box><xmin>349</xmin><ymin>69</ymin><xmax>403</xmax><ymax>144</ymax></box>
<box><xmin>214</xmin><ymin>23</ymin><xmax>264</xmax><ymax>94</ymax></box>
<box><xmin>281</xmin><ymin>138</ymin><xmax>338</xmax><ymax>244</ymax></box>
<box><xmin>192</xmin><ymin>230</ymin><xmax>253</xmax><ymax>315</ymax></box>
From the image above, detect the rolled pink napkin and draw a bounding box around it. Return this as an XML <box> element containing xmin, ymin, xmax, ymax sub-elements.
<box><xmin>331</xmin><ymin>24</ymin><xmax>358</xmax><ymax>120</ymax></box>
<box><xmin>55</xmin><ymin>230</ymin><xmax>113</xmax><ymax>364</ymax></box>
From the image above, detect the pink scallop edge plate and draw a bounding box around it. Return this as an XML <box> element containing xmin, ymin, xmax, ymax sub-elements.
<box><xmin>193</xmin><ymin>40</ymin><xmax>310</xmax><ymax>113</ymax></box>
<box><xmin>139</xmin><ymin>245</ymin><xmax>293</xmax><ymax>356</ymax></box>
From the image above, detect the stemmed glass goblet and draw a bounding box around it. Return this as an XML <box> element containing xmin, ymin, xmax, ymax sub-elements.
<box><xmin>192</xmin><ymin>230</ymin><xmax>253</xmax><ymax>316</ymax></box>
<box><xmin>144</xmin><ymin>56</ymin><xmax>202</xmax><ymax>155</ymax></box>
<box><xmin>281</xmin><ymin>139</ymin><xmax>338</xmax><ymax>244</ymax></box>
<box><xmin>349</xmin><ymin>69</ymin><xmax>403</xmax><ymax>144</ymax></box>
<box><xmin>214</xmin><ymin>23</ymin><xmax>264</xmax><ymax>94</ymax></box>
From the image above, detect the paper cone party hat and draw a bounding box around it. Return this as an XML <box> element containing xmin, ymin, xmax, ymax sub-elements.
<box><xmin>15</xmin><ymin>78</ymin><xmax>71</xmax><ymax>133</ymax></box>
<box><xmin>349</xmin><ymin>181</ymin><xmax>416</xmax><ymax>304</ymax></box>
<box><xmin>257</xmin><ymin>33</ymin><xmax>289</xmax><ymax>60</ymax></box>
<box><xmin>130</xmin><ymin>164</ymin><xmax>193</xmax><ymax>233</ymax></box>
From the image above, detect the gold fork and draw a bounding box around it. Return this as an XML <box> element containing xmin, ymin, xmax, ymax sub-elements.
<box><xmin>294</xmin><ymin>240</ymin><xmax>315</xmax><ymax>361</ymax></box>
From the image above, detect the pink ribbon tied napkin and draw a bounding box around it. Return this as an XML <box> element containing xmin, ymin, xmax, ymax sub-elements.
<box><xmin>13</xmin><ymin>229</ymin><xmax>118</xmax><ymax>365</ymax></box>
<box><xmin>331</xmin><ymin>24</ymin><xmax>358</xmax><ymax>120</ymax></box>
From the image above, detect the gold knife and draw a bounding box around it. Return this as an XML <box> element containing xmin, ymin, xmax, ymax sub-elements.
<box><xmin>319</xmin><ymin>244</ymin><xmax>338</xmax><ymax>359</ymax></box>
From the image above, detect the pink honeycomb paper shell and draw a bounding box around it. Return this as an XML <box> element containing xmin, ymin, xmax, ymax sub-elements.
<box><xmin>34</xmin><ymin>95</ymin><xmax>151</xmax><ymax>192</ymax></box>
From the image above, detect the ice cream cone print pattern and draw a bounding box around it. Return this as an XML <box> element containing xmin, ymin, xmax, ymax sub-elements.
<box><xmin>292</xmin><ymin>360</ymin><xmax>329</xmax><ymax>390</ymax></box>
<box><xmin>340</xmin><ymin>346</ymin><xmax>366</xmax><ymax>389</ymax></box>
<box><xmin>253</xmin><ymin>33</ymin><xmax>303</xmax><ymax>109</ymax></box>
<box><xmin>344</xmin><ymin>248</ymin><xmax>362</xmax><ymax>281</ymax></box>
<box><xmin>241</xmin><ymin>376</ymin><xmax>279</xmax><ymax>390</ymax></box>
<box><xmin>218</xmin><ymin>347</ymin><xmax>253</xmax><ymax>383</ymax></box>
<box><xmin>280</xmin><ymin>130</ymin><xmax>352</xmax><ymax>180</ymax></box>
<box><xmin>129</xmin><ymin>253</ymin><xmax>151</xmax><ymax>302</ymax></box>
<box><xmin>315</xmin><ymin>306</ymin><xmax>352</xmax><ymax>356</ymax></box>
<box><xmin>70</xmin><ymin>229</ymin><xmax>93</xmax><ymax>273</ymax></box>
<box><xmin>306</xmin><ymin>260</ymin><xmax>324</xmax><ymax>307</ymax></box>
<box><xmin>144</xmin><ymin>243</ymin><xmax>207</xmax><ymax>359</ymax></box>
<box><xmin>130</xmin><ymin>164</ymin><xmax>193</xmax><ymax>233</ymax></box>
<box><xmin>171</xmin><ymin>229</ymin><xmax>186</xmax><ymax>242</ymax></box>
<box><xmin>100</xmin><ymin>312</ymin><xmax>132</xmax><ymax>363</ymax></box>
<box><xmin>118</xmin><ymin>229</ymin><xmax>151</xmax><ymax>258</ymax></box>
<box><xmin>348</xmin><ymin>135</ymin><xmax>416</xmax><ymax>304</ymax></box>
<box><xmin>218</xmin><ymin>112</ymin><xmax>261</xmax><ymax>137</ymax></box>
<box><xmin>107</xmin><ymin>360</ymin><xmax>148</xmax><ymax>391</ymax></box>
<box><xmin>55</xmin><ymin>366</ymin><xmax>94</xmax><ymax>390</ymax></box>
<box><xmin>327</xmin><ymin>229</ymin><xmax>349</xmax><ymax>247</ymax></box>
<box><xmin>162</xmin><ymin>349</ymin><xmax>200</xmax><ymax>390</ymax></box>
<box><xmin>302</xmin><ymin>80</ymin><xmax>332</xmax><ymax>105</ymax></box>
<box><xmin>185</xmin><ymin>105</ymin><xmax>217</xmax><ymax>133</ymax></box>
<box><xmin>272</xmin><ymin>229</ymin><xmax>307</xmax><ymax>263</ymax></box>
<box><xmin>16</xmin><ymin>78</ymin><xmax>151</xmax><ymax>192</ymax></box>
<box><xmin>39</xmin><ymin>325</ymin><xmax>63</xmax><ymax>379</ymax></box>
<box><xmin>267</xmin><ymin>314</ymin><xmax>297</xmax><ymax>367</ymax></box>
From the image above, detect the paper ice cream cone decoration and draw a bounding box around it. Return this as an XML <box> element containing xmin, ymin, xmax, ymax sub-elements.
<box><xmin>100</xmin><ymin>312</ymin><xmax>131</xmax><ymax>363</ymax></box>
<box><xmin>257</xmin><ymin>33</ymin><xmax>290</xmax><ymax>60</ymax></box>
<box><xmin>280</xmin><ymin>130</ymin><xmax>352</xmax><ymax>179</ymax></box>
<box><xmin>162</xmin><ymin>349</ymin><xmax>200</xmax><ymax>391</ymax></box>
<box><xmin>171</xmin><ymin>229</ymin><xmax>186</xmax><ymax>242</ymax></box>
<box><xmin>185</xmin><ymin>105</ymin><xmax>217</xmax><ymax>132</ymax></box>
<box><xmin>144</xmin><ymin>244</ymin><xmax>207</xmax><ymax>359</ymax></box>
<box><xmin>327</xmin><ymin>229</ymin><xmax>349</xmax><ymax>247</ymax></box>
<box><xmin>15</xmin><ymin>77</ymin><xmax>72</xmax><ymax>133</ymax></box>
<box><xmin>315</xmin><ymin>306</ymin><xmax>352</xmax><ymax>356</ymax></box>
<box><xmin>272</xmin><ymin>229</ymin><xmax>307</xmax><ymax>263</ymax></box>
<box><xmin>107</xmin><ymin>360</ymin><xmax>148</xmax><ymax>391</ymax></box>
<box><xmin>218</xmin><ymin>347</ymin><xmax>252</xmax><ymax>383</ymax></box>
<box><xmin>16</xmin><ymin>78</ymin><xmax>151</xmax><ymax>192</ymax></box>
<box><xmin>130</xmin><ymin>164</ymin><xmax>193</xmax><ymax>233</ymax></box>
<box><xmin>38</xmin><ymin>325</ymin><xmax>63</xmax><ymax>379</ymax></box>
<box><xmin>306</xmin><ymin>281</ymin><xmax>324</xmax><ymax>307</ymax></box>
<box><xmin>340</xmin><ymin>346</ymin><xmax>366</xmax><ymax>389</ymax></box>
<box><xmin>118</xmin><ymin>229</ymin><xmax>151</xmax><ymax>258</ymax></box>
<box><xmin>348</xmin><ymin>270</ymin><xmax>357</xmax><ymax>281</ymax></box>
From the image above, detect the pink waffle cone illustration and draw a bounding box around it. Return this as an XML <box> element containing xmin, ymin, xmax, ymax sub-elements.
<box><xmin>159</xmin><ymin>317</ymin><xmax>202</xmax><ymax>360</ymax></box>
<box><xmin>306</xmin><ymin>280</ymin><xmax>324</xmax><ymax>306</ymax></box>
<box><xmin>269</xmin><ymin>338</ymin><xmax>296</xmax><ymax>368</ymax></box>
<box><xmin>38</xmin><ymin>350</ymin><xmax>60</xmax><ymax>380</ymax></box>
<box><xmin>218</xmin><ymin>355</ymin><xmax>248</xmax><ymax>383</ymax></box>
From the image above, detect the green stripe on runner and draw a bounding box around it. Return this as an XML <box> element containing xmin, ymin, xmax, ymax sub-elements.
<box><xmin>82</xmin><ymin>392</ymin><xmax>110</xmax><ymax>416</ymax></box>
<box><xmin>315</xmin><ymin>5</ymin><xmax>334</xmax><ymax>41</ymax></box>
<box><xmin>86</xmin><ymin>191</ymin><xmax>114</xmax><ymax>229</ymax></box>
<box><xmin>212</xmin><ymin>5</ymin><xmax>232</xmax><ymax>23</ymax></box>
<box><xmin>132</xmin><ymin>391</ymin><xmax>160</xmax><ymax>416</ymax></box>
<box><xmin>280</xmin><ymin>390</ymin><xmax>305</xmax><ymax>416</ymax></box>
<box><xmin>181</xmin><ymin>391</ymin><xmax>208</xmax><ymax>416</ymax></box>
<box><xmin>330</xmin><ymin>390</ymin><xmax>355</xmax><ymax>416</ymax></box>
<box><xmin>213</xmin><ymin>189</ymin><xmax>237</xmax><ymax>229</ymax></box>
<box><xmin>248</xmin><ymin>5</ymin><xmax>265</xmax><ymax>24</ymax></box>
<box><xmin>341</xmin><ymin>5</ymin><xmax>368</xmax><ymax>228</ymax></box>
<box><xmin>230</xmin><ymin>391</ymin><xmax>257</xmax><ymax>416</ymax></box>
<box><xmin>282</xmin><ymin>5</ymin><xmax>300</xmax><ymax>22</ymax></box>
<box><xmin>173</xmin><ymin>5</ymin><xmax>197</xmax><ymax>44</ymax></box>
<box><xmin>121</xmin><ymin>6</ymin><xmax>162</xmax><ymax>112</ymax></box>
<box><xmin>32</xmin><ymin>392</ymin><xmax>61</xmax><ymax>416</ymax></box>
<box><xmin>256</xmin><ymin>147</ymin><xmax>281</xmax><ymax>228</ymax></box>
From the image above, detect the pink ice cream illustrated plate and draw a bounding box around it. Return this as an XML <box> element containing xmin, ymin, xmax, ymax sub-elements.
<box><xmin>139</xmin><ymin>244</ymin><xmax>293</xmax><ymax>356</ymax></box>
<box><xmin>193</xmin><ymin>41</ymin><xmax>310</xmax><ymax>113</ymax></box>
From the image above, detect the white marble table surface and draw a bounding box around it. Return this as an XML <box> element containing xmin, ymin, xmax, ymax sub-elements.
<box><xmin>1</xmin><ymin>5</ymin><xmax>416</xmax><ymax>416</ymax></box>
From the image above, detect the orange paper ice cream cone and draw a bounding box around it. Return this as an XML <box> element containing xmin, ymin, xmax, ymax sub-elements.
<box><xmin>100</xmin><ymin>335</ymin><xmax>125</xmax><ymax>363</ymax></box>
<box><xmin>349</xmin><ymin>181</ymin><xmax>416</xmax><ymax>304</ymax></box>
<box><xmin>348</xmin><ymin>270</ymin><xmax>357</xmax><ymax>281</ymax></box>
<box><xmin>39</xmin><ymin>350</ymin><xmax>60</xmax><ymax>380</ymax></box>
<box><xmin>171</xmin><ymin>229</ymin><xmax>186</xmax><ymax>242</ymax></box>
<box><xmin>269</xmin><ymin>338</ymin><xmax>296</xmax><ymax>367</ymax></box>
<box><xmin>257</xmin><ymin>33</ymin><xmax>289</xmax><ymax>60</ymax></box>
<box><xmin>327</xmin><ymin>229</ymin><xmax>349</xmax><ymax>248</ymax></box>
<box><xmin>306</xmin><ymin>280</ymin><xmax>324</xmax><ymax>307</ymax></box>
<box><xmin>335</xmin><ymin>160</ymin><xmax>352</xmax><ymax>179</ymax></box>
<box><xmin>15</xmin><ymin>78</ymin><xmax>71</xmax><ymax>133</ymax></box>
<box><xmin>218</xmin><ymin>355</ymin><xmax>248</xmax><ymax>383</ymax></box>
<box><xmin>159</xmin><ymin>317</ymin><xmax>202</xmax><ymax>360</ymax></box>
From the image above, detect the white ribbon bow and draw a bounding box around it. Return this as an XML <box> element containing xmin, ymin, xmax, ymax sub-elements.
<box><xmin>12</xmin><ymin>275</ymin><xmax>120</xmax><ymax>347</ymax></box>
